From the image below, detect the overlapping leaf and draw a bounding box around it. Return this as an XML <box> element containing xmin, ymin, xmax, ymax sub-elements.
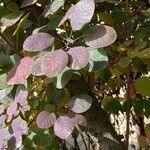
<box><xmin>23</xmin><ymin>32</ymin><xmax>54</xmax><ymax>52</ymax></box>
<box><xmin>54</xmin><ymin>116</ymin><xmax>74</xmax><ymax>139</ymax></box>
<box><xmin>70</xmin><ymin>114</ymin><xmax>87</xmax><ymax>127</ymax></box>
<box><xmin>36</xmin><ymin>111</ymin><xmax>56</xmax><ymax>129</ymax></box>
<box><xmin>86</xmin><ymin>48</ymin><xmax>108</xmax><ymax>72</ymax></box>
<box><xmin>59</xmin><ymin>0</ymin><xmax>95</xmax><ymax>30</ymax></box>
<box><xmin>67</xmin><ymin>46</ymin><xmax>89</xmax><ymax>70</ymax></box>
<box><xmin>21</xmin><ymin>0</ymin><xmax>37</xmax><ymax>8</ymax></box>
<box><xmin>1</xmin><ymin>11</ymin><xmax>24</xmax><ymax>27</ymax></box>
<box><xmin>7</xmin><ymin>57</ymin><xmax>34</xmax><ymax>85</ymax></box>
<box><xmin>68</xmin><ymin>94</ymin><xmax>93</xmax><ymax>113</ymax></box>
<box><xmin>84</xmin><ymin>25</ymin><xmax>117</xmax><ymax>48</ymax></box>
<box><xmin>41</xmin><ymin>50</ymin><xmax>68</xmax><ymax>78</ymax></box>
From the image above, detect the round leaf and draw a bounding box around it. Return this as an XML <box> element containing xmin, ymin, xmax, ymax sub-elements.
<box><xmin>54</xmin><ymin>116</ymin><xmax>74</xmax><ymax>139</ymax></box>
<box><xmin>7</xmin><ymin>57</ymin><xmax>34</xmax><ymax>85</ymax></box>
<box><xmin>41</xmin><ymin>50</ymin><xmax>68</xmax><ymax>78</ymax></box>
<box><xmin>67</xmin><ymin>46</ymin><xmax>89</xmax><ymax>70</ymax></box>
<box><xmin>84</xmin><ymin>25</ymin><xmax>117</xmax><ymax>48</ymax></box>
<box><xmin>36</xmin><ymin>111</ymin><xmax>56</xmax><ymax>129</ymax></box>
<box><xmin>135</xmin><ymin>77</ymin><xmax>150</xmax><ymax>96</ymax></box>
<box><xmin>59</xmin><ymin>0</ymin><xmax>95</xmax><ymax>30</ymax></box>
<box><xmin>68</xmin><ymin>94</ymin><xmax>93</xmax><ymax>113</ymax></box>
<box><xmin>23</xmin><ymin>32</ymin><xmax>54</xmax><ymax>52</ymax></box>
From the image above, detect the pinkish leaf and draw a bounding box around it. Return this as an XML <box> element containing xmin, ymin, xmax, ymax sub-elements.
<box><xmin>6</xmin><ymin>101</ymin><xmax>18</xmax><ymax>122</ymax></box>
<box><xmin>11</xmin><ymin>131</ymin><xmax>22</xmax><ymax>149</ymax></box>
<box><xmin>68</xmin><ymin>94</ymin><xmax>93</xmax><ymax>113</ymax></box>
<box><xmin>12</xmin><ymin>117</ymin><xmax>28</xmax><ymax>135</ymax></box>
<box><xmin>59</xmin><ymin>0</ymin><xmax>95</xmax><ymax>30</ymax></box>
<box><xmin>14</xmin><ymin>85</ymin><xmax>28</xmax><ymax>106</ymax></box>
<box><xmin>21</xmin><ymin>0</ymin><xmax>37</xmax><ymax>8</ymax></box>
<box><xmin>23</xmin><ymin>32</ymin><xmax>54</xmax><ymax>52</ymax></box>
<box><xmin>36</xmin><ymin>111</ymin><xmax>56</xmax><ymax>129</ymax></box>
<box><xmin>7</xmin><ymin>57</ymin><xmax>34</xmax><ymax>85</ymax></box>
<box><xmin>41</xmin><ymin>50</ymin><xmax>68</xmax><ymax>78</ymax></box>
<box><xmin>67</xmin><ymin>46</ymin><xmax>89</xmax><ymax>70</ymax></box>
<box><xmin>71</xmin><ymin>114</ymin><xmax>87</xmax><ymax>127</ymax></box>
<box><xmin>54</xmin><ymin>116</ymin><xmax>74</xmax><ymax>139</ymax></box>
<box><xmin>84</xmin><ymin>25</ymin><xmax>117</xmax><ymax>48</ymax></box>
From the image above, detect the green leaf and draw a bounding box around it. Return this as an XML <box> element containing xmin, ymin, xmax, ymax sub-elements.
<box><xmin>0</xmin><ymin>6</ymin><xmax>9</xmax><ymax>17</ymax></box>
<box><xmin>48</xmin><ymin>87</ymin><xmax>65</xmax><ymax>104</ymax></box>
<box><xmin>53</xmin><ymin>67</ymin><xmax>73</xmax><ymax>89</ymax></box>
<box><xmin>0</xmin><ymin>73</ymin><xmax>8</xmax><ymax>89</ymax></box>
<box><xmin>44</xmin><ymin>0</ymin><xmax>65</xmax><ymax>17</ymax></box>
<box><xmin>119</xmin><ymin>57</ymin><xmax>130</xmax><ymax>68</ymax></box>
<box><xmin>86</xmin><ymin>48</ymin><xmax>108</xmax><ymax>72</ymax></box>
<box><xmin>33</xmin><ymin>134</ymin><xmax>52</xmax><ymax>146</ymax></box>
<box><xmin>137</xmin><ymin>48</ymin><xmax>150</xmax><ymax>59</ymax></box>
<box><xmin>135</xmin><ymin>77</ymin><xmax>150</xmax><ymax>96</ymax></box>
<box><xmin>98</xmin><ymin>12</ymin><xmax>114</xmax><ymax>26</ymax></box>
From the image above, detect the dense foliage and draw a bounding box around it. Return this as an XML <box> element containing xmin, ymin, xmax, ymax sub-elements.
<box><xmin>0</xmin><ymin>0</ymin><xmax>149</xmax><ymax>149</ymax></box>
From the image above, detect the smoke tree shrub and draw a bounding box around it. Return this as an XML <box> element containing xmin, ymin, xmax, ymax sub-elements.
<box><xmin>0</xmin><ymin>0</ymin><xmax>149</xmax><ymax>149</ymax></box>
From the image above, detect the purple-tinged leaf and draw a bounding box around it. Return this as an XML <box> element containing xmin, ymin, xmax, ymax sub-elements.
<box><xmin>84</xmin><ymin>25</ymin><xmax>117</xmax><ymax>48</ymax></box>
<box><xmin>7</xmin><ymin>57</ymin><xmax>34</xmax><ymax>85</ymax></box>
<box><xmin>32</xmin><ymin>57</ymin><xmax>44</xmax><ymax>76</ymax></box>
<box><xmin>67</xmin><ymin>46</ymin><xmax>89</xmax><ymax>70</ymax></box>
<box><xmin>14</xmin><ymin>85</ymin><xmax>28</xmax><ymax>106</ymax></box>
<box><xmin>59</xmin><ymin>0</ymin><xmax>95</xmax><ymax>30</ymax></box>
<box><xmin>68</xmin><ymin>94</ymin><xmax>93</xmax><ymax>113</ymax></box>
<box><xmin>21</xmin><ymin>0</ymin><xmax>37</xmax><ymax>8</ymax></box>
<box><xmin>12</xmin><ymin>117</ymin><xmax>28</xmax><ymax>135</ymax></box>
<box><xmin>54</xmin><ymin>116</ymin><xmax>75</xmax><ymax>139</ymax></box>
<box><xmin>6</xmin><ymin>101</ymin><xmax>18</xmax><ymax>122</ymax></box>
<box><xmin>36</xmin><ymin>111</ymin><xmax>56</xmax><ymax>129</ymax></box>
<box><xmin>23</xmin><ymin>32</ymin><xmax>54</xmax><ymax>52</ymax></box>
<box><xmin>71</xmin><ymin>114</ymin><xmax>87</xmax><ymax>127</ymax></box>
<box><xmin>41</xmin><ymin>50</ymin><xmax>68</xmax><ymax>78</ymax></box>
<box><xmin>1</xmin><ymin>11</ymin><xmax>24</xmax><ymax>27</ymax></box>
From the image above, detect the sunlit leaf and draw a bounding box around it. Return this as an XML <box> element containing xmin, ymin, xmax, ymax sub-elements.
<box><xmin>54</xmin><ymin>116</ymin><xmax>74</xmax><ymax>139</ymax></box>
<box><xmin>21</xmin><ymin>0</ymin><xmax>37</xmax><ymax>8</ymax></box>
<box><xmin>23</xmin><ymin>32</ymin><xmax>54</xmax><ymax>52</ymax></box>
<box><xmin>53</xmin><ymin>67</ymin><xmax>73</xmax><ymax>89</ymax></box>
<box><xmin>43</xmin><ymin>0</ymin><xmax>65</xmax><ymax>17</ymax></box>
<box><xmin>67</xmin><ymin>46</ymin><xmax>89</xmax><ymax>70</ymax></box>
<box><xmin>135</xmin><ymin>77</ymin><xmax>150</xmax><ymax>96</ymax></box>
<box><xmin>86</xmin><ymin>48</ymin><xmax>108</xmax><ymax>72</ymax></box>
<box><xmin>36</xmin><ymin>111</ymin><xmax>56</xmax><ymax>129</ymax></box>
<box><xmin>119</xmin><ymin>57</ymin><xmax>130</xmax><ymax>68</ymax></box>
<box><xmin>1</xmin><ymin>11</ymin><xmax>24</xmax><ymax>27</ymax></box>
<box><xmin>59</xmin><ymin>0</ymin><xmax>95</xmax><ymax>30</ymax></box>
<box><xmin>6</xmin><ymin>101</ymin><xmax>18</xmax><ymax>122</ymax></box>
<box><xmin>14</xmin><ymin>85</ymin><xmax>28</xmax><ymax>106</ymax></box>
<box><xmin>0</xmin><ymin>86</ymin><xmax>13</xmax><ymax>99</ymax></box>
<box><xmin>68</xmin><ymin>94</ymin><xmax>93</xmax><ymax>113</ymax></box>
<box><xmin>84</xmin><ymin>25</ymin><xmax>117</xmax><ymax>48</ymax></box>
<box><xmin>12</xmin><ymin>117</ymin><xmax>28</xmax><ymax>135</ymax></box>
<box><xmin>7</xmin><ymin>57</ymin><xmax>34</xmax><ymax>85</ymax></box>
<box><xmin>41</xmin><ymin>50</ymin><xmax>68</xmax><ymax>78</ymax></box>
